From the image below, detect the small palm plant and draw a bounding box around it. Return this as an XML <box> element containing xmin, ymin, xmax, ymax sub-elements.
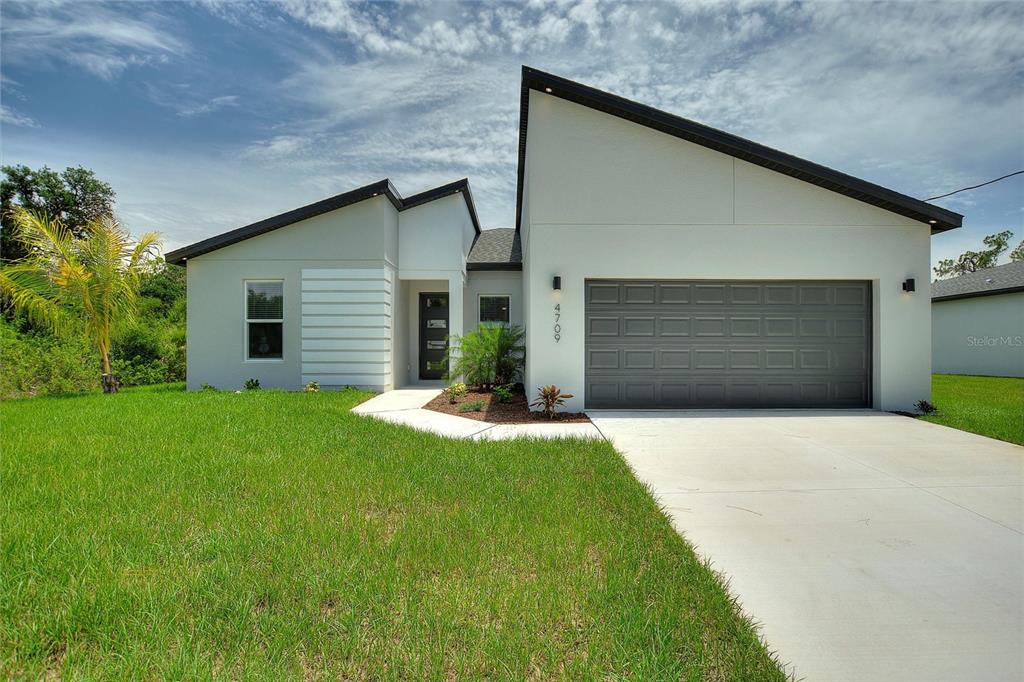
<box><xmin>0</xmin><ymin>208</ymin><xmax>160</xmax><ymax>393</ymax></box>
<box><xmin>445</xmin><ymin>324</ymin><xmax>525</xmax><ymax>390</ymax></box>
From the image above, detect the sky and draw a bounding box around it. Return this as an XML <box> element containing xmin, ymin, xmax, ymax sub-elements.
<box><xmin>1</xmin><ymin>0</ymin><xmax>1022</xmax><ymax>273</ymax></box>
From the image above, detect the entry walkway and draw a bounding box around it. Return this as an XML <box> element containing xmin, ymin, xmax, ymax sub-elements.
<box><xmin>352</xmin><ymin>388</ymin><xmax>603</xmax><ymax>440</ymax></box>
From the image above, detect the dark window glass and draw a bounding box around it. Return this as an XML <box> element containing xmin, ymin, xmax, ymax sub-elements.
<box><xmin>248</xmin><ymin>323</ymin><xmax>282</xmax><ymax>359</ymax></box>
<box><xmin>247</xmin><ymin>282</ymin><xmax>283</xmax><ymax>319</ymax></box>
<box><xmin>480</xmin><ymin>295</ymin><xmax>510</xmax><ymax>324</ymax></box>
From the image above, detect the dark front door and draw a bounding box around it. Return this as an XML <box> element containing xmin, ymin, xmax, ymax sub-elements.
<box><xmin>419</xmin><ymin>292</ymin><xmax>449</xmax><ymax>380</ymax></box>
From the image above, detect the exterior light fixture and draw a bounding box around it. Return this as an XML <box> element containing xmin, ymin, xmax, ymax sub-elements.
<box><xmin>552</xmin><ymin>275</ymin><xmax>562</xmax><ymax>290</ymax></box>
<box><xmin>544</xmin><ymin>87</ymin><xmax>553</xmax><ymax>93</ymax></box>
<box><xmin>928</xmin><ymin>220</ymin><xmax>937</xmax><ymax>224</ymax></box>
<box><xmin>902</xmin><ymin>278</ymin><xmax>916</xmax><ymax>293</ymax></box>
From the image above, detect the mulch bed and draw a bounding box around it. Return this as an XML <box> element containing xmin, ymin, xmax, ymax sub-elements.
<box><xmin>424</xmin><ymin>388</ymin><xmax>591</xmax><ymax>424</ymax></box>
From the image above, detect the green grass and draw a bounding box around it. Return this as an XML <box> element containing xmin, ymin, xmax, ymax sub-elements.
<box><xmin>1</xmin><ymin>386</ymin><xmax>784</xmax><ymax>680</ymax></box>
<box><xmin>923</xmin><ymin>374</ymin><xmax>1024</xmax><ymax>445</ymax></box>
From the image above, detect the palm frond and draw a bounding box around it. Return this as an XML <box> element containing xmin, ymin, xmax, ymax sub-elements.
<box><xmin>0</xmin><ymin>266</ymin><xmax>73</xmax><ymax>336</ymax></box>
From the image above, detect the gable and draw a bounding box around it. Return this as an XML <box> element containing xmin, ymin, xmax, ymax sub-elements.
<box><xmin>167</xmin><ymin>178</ymin><xmax>480</xmax><ymax>265</ymax></box>
<box><xmin>516</xmin><ymin>66</ymin><xmax>962</xmax><ymax>233</ymax></box>
<box><xmin>525</xmin><ymin>93</ymin><xmax>925</xmax><ymax>229</ymax></box>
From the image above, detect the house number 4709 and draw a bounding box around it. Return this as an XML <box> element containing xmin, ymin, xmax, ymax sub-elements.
<box><xmin>553</xmin><ymin>303</ymin><xmax>561</xmax><ymax>342</ymax></box>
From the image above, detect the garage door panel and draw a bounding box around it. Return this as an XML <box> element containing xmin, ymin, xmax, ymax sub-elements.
<box><xmin>660</xmin><ymin>317</ymin><xmax>691</xmax><ymax>336</ymax></box>
<box><xmin>585</xmin><ymin>279</ymin><xmax>871</xmax><ymax>408</ymax></box>
<box><xmin>658</xmin><ymin>284</ymin><xmax>691</xmax><ymax>304</ymax></box>
<box><xmin>623</xmin><ymin>317</ymin><xmax>656</xmax><ymax>336</ymax></box>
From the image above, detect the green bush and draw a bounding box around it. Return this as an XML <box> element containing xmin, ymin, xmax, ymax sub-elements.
<box><xmin>445</xmin><ymin>324</ymin><xmax>525</xmax><ymax>389</ymax></box>
<box><xmin>493</xmin><ymin>384</ymin><xmax>515</xmax><ymax>403</ymax></box>
<box><xmin>0</xmin><ymin>320</ymin><xmax>100</xmax><ymax>398</ymax></box>
<box><xmin>109</xmin><ymin>318</ymin><xmax>186</xmax><ymax>387</ymax></box>
<box><xmin>443</xmin><ymin>382</ymin><xmax>468</xmax><ymax>404</ymax></box>
<box><xmin>458</xmin><ymin>399</ymin><xmax>485</xmax><ymax>413</ymax></box>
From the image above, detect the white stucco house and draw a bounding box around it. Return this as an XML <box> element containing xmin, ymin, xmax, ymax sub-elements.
<box><xmin>931</xmin><ymin>261</ymin><xmax>1024</xmax><ymax>377</ymax></box>
<box><xmin>166</xmin><ymin>67</ymin><xmax>963</xmax><ymax>412</ymax></box>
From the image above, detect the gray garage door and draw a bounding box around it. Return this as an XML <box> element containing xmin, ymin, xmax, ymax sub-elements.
<box><xmin>585</xmin><ymin>280</ymin><xmax>871</xmax><ymax>409</ymax></box>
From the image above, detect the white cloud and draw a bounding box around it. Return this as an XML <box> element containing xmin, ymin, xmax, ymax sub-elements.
<box><xmin>1</xmin><ymin>1</ymin><xmax>186</xmax><ymax>80</ymax></box>
<box><xmin>177</xmin><ymin>95</ymin><xmax>240</xmax><ymax>118</ymax></box>
<box><xmin>0</xmin><ymin>104</ymin><xmax>38</xmax><ymax>128</ymax></box>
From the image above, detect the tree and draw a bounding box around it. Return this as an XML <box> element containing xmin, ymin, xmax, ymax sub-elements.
<box><xmin>0</xmin><ymin>165</ymin><xmax>116</xmax><ymax>263</ymax></box>
<box><xmin>0</xmin><ymin>208</ymin><xmax>159</xmax><ymax>393</ymax></box>
<box><xmin>933</xmin><ymin>230</ymin><xmax>1014</xmax><ymax>279</ymax></box>
<box><xmin>1011</xmin><ymin>240</ymin><xmax>1024</xmax><ymax>262</ymax></box>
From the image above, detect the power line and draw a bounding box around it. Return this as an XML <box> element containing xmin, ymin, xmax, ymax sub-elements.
<box><xmin>924</xmin><ymin>170</ymin><xmax>1024</xmax><ymax>201</ymax></box>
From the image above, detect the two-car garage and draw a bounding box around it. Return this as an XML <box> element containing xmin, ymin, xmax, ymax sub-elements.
<box><xmin>584</xmin><ymin>279</ymin><xmax>872</xmax><ymax>409</ymax></box>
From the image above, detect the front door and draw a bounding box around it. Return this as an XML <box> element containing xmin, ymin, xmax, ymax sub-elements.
<box><xmin>419</xmin><ymin>292</ymin><xmax>449</xmax><ymax>380</ymax></box>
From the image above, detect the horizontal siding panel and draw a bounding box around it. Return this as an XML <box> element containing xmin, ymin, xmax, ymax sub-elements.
<box><xmin>302</xmin><ymin>315</ymin><xmax>390</xmax><ymax>328</ymax></box>
<box><xmin>302</xmin><ymin>374</ymin><xmax>391</xmax><ymax>386</ymax></box>
<box><xmin>303</xmin><ymin>338</ymin><xmax>390</xmax><ymax>351</ymax></box>
<box><xmin>302</xmin><ymin>303</ymin><xmax>391</xmax><ymax>316</ymax></box>
<box><xmin>301</xmin><ymin>326</ymin><xmax>389</xmax><ymax>339</ymax></box>
<box><xmin>301</xmin><ymin>268</ymin><xmax>391</xmax><ymax>281</ymax></box>
<box><xmin>301</xmin><ymin>362</ymin><xmax>390</xmax><ymax>375</ymax></box>
<box><xmin>302</xmin><ymin>350</ymin><xmax>390</xmax><ymax>363</ymax></box>
<box><xmin>301</xmin><ymin>291</ymin><xmax>391</xmax><ymax>304</ymax></box>
<box><xmin>301</xmin><ymin>279</ymin><xmax>392</xmax><ymax>293</ymax></box>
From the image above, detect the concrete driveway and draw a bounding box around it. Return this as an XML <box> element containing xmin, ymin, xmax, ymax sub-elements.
<box><xmin>588</xmin><ymin>410</ymin><xmax>1024</xmax><ymax>682</ymax></box>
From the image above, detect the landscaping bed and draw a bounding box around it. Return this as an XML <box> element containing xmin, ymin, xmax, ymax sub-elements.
<box><xmin>424</xmin><ymin>386</ymin><xmax>591</xmax><ymax>423</ymax></box>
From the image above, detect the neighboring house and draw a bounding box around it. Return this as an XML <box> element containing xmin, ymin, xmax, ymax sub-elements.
<box><xmin>167</xmin><ymin>67</ymin><xmax>963</xmax><ymax>412</ymax></box>
<box><xmin>931</xmin><ymin>261</ymin><xmax>1024</xmax><ymax>378</ymax></box>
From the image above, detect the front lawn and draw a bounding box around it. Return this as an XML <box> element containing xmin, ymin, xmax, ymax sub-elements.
<box><xmin>924</xmin><ymin>374</ymin><xmax>1024</xmax><ymax>445</ymax></box>
<box><xmin>1</xmin><ymin>386</ymin><xmax>784</xmax><ymax>679</ymax></box>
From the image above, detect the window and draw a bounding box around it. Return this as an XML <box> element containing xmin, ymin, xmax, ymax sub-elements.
<box><xmin>479</xmin><ymin>295</ymin><xmax>510</xmax><ymax>324</ymax></box>
<box><xmin>246</xmin><ymin>280</ymin><xmax>283</xmax><ymax>360</ymax></box>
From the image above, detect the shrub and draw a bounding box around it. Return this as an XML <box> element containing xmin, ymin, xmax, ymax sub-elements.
<box><xmin>458</xmin><ymin>400</ymin><xmax>485</xmax><ymax>413</ymax></box>
<box><xmin>443</xmin><ymin>382</ymin><xmax>468</xmax><ymax>404</ymax></box>
<box><xmin>244</xmin><ymin>378</ymin><xmax>261</xmax><ymax>390</ymax></box>
<box><xmin>305</xmin><ymin>381</ymin><xmax>320</xmax><ymax>393</ymax></box>
<box><xmin>915</xmin><ymin>399</ymin><xmax>938</xmax><ymax>415</ymax></box>
<box><xmin>531</xmin><ymin>385</ymin><xmax>574</xmax><ymax>419</ymax></box>
<box><xmin>445</xmin><ymin>324</ymin><xmax>525</xmax><ymax>389</ymax></box>
<box><xmin>0</xmin><ymin>320</ymin><xmax>99</xmax><ymax>398</ymax></box>
<box><xmin>493</xmin><ymin>383</ymin><xmax>515</xmax><ymax>403</ymax></box>
<box><xmin>200</xmin><ymin>383</ymin><xmax>218</xmax><ymax>391</ymax></box>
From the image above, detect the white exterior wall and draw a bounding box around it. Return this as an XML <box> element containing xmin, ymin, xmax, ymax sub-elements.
<box><xmin>522</xmin><ymin>92</ymin><xmax>932</xmax><ymax>412</ymax></box>
<box><xmin>398</xmin><ymin>194</ymin><xmax>475</xmax><ymax>277</ymax></box>
<box><xmin>932</xmin><ymin>293</ymin><xmax>1024</xmax><ymax>377</ymax></box>
<box><xmin>186</xmin><ymin>195</ymin><xmax>398</xmax><ymax>391</ymax></box>
<box><xmin>463</xmin><ymin>271</ymin><xmax>524</xmax><ymax>333</ymax></box>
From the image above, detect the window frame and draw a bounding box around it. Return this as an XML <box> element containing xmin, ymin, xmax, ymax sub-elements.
<box><xmin>478</xmin><ymin>294</ymin><xmax>512</xmax><ymax>326</ymax></box>
<box><xmin>244</xmin><ymin>279</ymin><xmax>285</xmax><ymax>362</ymax></box>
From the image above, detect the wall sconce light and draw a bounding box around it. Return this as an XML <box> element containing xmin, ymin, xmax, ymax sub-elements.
<box><xmin>552</xmin><ymin>276</ymin><xmax>562</xmax><ymax>291</ymax></box>
<box><xmin>902</xmin><ymin>278</ymin><xmax>915</xmax><ymax>293</ymax></box>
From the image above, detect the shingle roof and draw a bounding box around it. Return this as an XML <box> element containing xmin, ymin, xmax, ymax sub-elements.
<box><xmin>514</xmin><ymin>66</ymin><xmax>963</xmax><ymax>234</ymax></box>
<box><xmin>467</xmin><ymin>228</ymin><xmax>522</xmax><ymax>270</ymax></box>
<box><xmin>931</xmin><ymin>261</ymin><xmax>1024</xmax><ymax>301</ymax></box>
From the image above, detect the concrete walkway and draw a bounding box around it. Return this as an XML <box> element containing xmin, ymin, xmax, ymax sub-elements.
<box><xmin>352</xmin><ymin>388</ymin><xmax>603</xmax><ymax>440</ymax></box>
<box><xmin>589</xmin><ymin>409</ymin><xmax>1024</xmax><ymax>682</ymax></box>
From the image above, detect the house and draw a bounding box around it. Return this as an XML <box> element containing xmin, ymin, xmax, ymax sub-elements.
<box><xmin>166</xmin><ymin>67</ymin><xmax>963</xmax><ymax>412</ymax></box>
<box><xmin>931</xmin><ymin>261</ymin><xmax>1024</xmax><ymax>377</ymax></box>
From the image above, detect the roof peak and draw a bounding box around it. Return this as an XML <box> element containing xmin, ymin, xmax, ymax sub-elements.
<box><xmin>166</xmin><ymin>177</ymin><xmax>480</xmax><ymax>264</ymax></box>
<box><xmin>516</xmin><ymin>66</ymin><xmax>963</xmax><ymax>233</ymax></box>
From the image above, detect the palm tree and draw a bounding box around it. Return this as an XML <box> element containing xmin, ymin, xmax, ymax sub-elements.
<box><xmin>0</xmin><ymin>208</ymin><xmax>160</xmax><ymax>393</ymax></box>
